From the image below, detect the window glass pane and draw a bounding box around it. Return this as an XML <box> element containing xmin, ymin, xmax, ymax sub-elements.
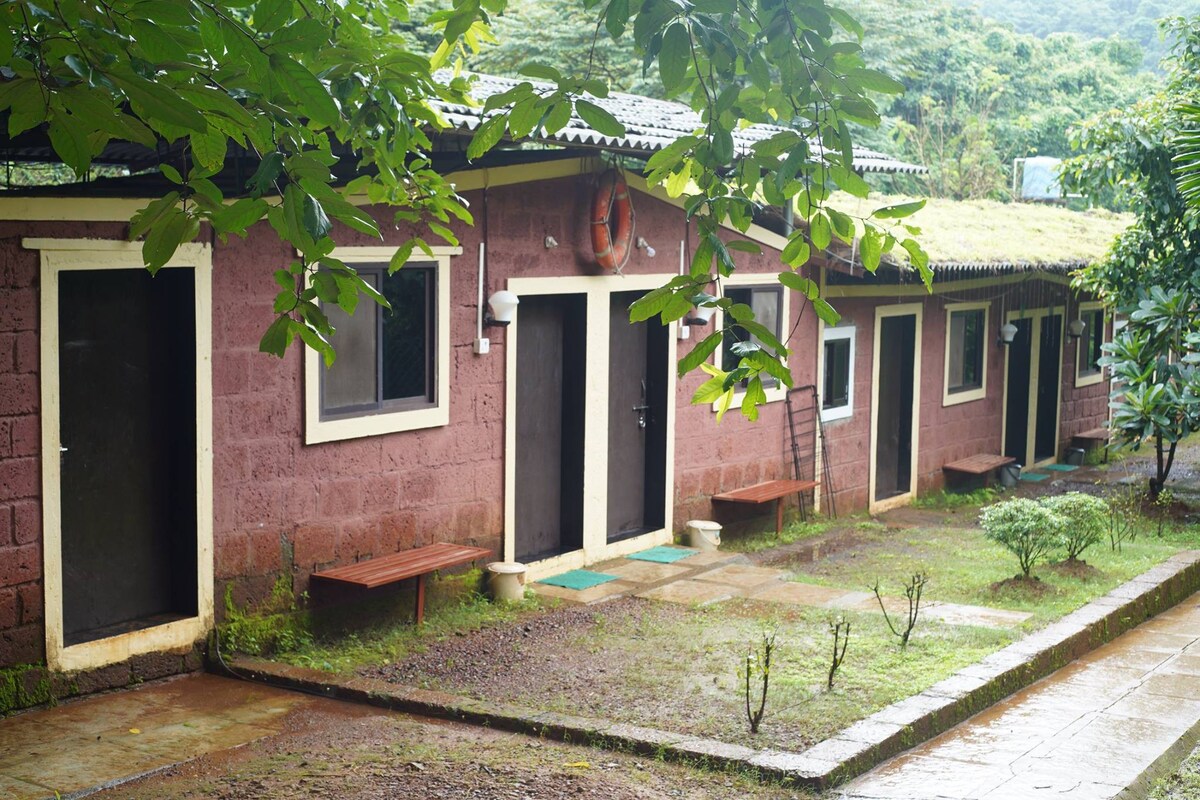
<box><xmin>722</xmin><ymin>287</ymin><xmax>751</xmax><ymax>373</ymax></box>
<box><xmin>948</xmin><ymin>308</ymin><xmax>984</xmax><ymax>392</ymax></box>
<box><xmin>751</xmin><ymin>289</ymin><xmax>780</xmax><ymax>340</ymax></box>
<box><xmin>381</xmin><ymin>266</ymin><xmax>432</xmax><ymax>402</ymax></box>
<box><xmin>824</xmin><ymin>338</ymin><xmax>850</xmax><ymax>409</ymax></box>
<box><xmin>323</xmin><ymin>272</ymin><xmax>378</xmax><ymax>412</ymax></box>
<box><xmin>1083</xmin><ymin>309</ymin><xmax>1104</xmax><ymax>374</ymax></box>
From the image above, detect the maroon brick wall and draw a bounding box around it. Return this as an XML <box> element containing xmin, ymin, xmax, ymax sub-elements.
<box><xmin>821</xmin><ymin>282</ymin><xmax>1111</xmax><ymax>511</ymax></box>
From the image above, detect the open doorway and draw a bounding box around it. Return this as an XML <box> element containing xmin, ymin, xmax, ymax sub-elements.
<box><xmin>871</xmin><ymin>304</ymin><xmax>923</xmax><ymax>512</ymax></box>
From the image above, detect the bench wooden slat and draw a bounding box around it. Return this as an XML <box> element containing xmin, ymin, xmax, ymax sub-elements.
<box><xmin>713</xmin><ymin>479</ymin><xmax>819</xmax><ymax>504</ymax></box>
<box><xmin>312</xmin><ymin>543</ymin><xmax>491</xmax><ymax>590</ymax></box>
<box><xmin>1073</xmin><ymin>427</ymin><xmax>1110</xmax><ymax>442</ymax></box>
<box><xmin>712</xmin><ymin>478</ymin><xmax>820</xmax><ymax>535</ymax></box>
<box><xmin>943</xmin><ymin>454</ymin><xmax>1015</xmax><ymax>476</ymax></box>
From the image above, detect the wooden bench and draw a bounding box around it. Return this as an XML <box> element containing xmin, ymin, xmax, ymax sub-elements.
<box><xmin>943</xmin><ymin>454</ymin><xmax>1016</xmax><ymax>487</ymax></box>
<box><xmin>1072</xmin><ymin>427</ymin><xmax>1111</xmax><ymax>463</ymax></box>
<box><xmin>713</xmin><ymin>479</ymin><xmax>819</xmax><ymax>535</ymax></box>
<box><xmin>311</xmin><ymin>542</ymin><xmax>491</xmax><ymax>624</ymax></box>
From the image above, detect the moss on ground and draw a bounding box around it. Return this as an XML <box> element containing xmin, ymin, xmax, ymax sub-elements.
<box><xmin>1152</xmin><ymin>743</ymin><xmax>1200</xmax><ymax>799</ymax></box>
<box><xmin>0</xmin><ymin>664</ymin><xmax>56</xmax><ymax>714</ymax></box>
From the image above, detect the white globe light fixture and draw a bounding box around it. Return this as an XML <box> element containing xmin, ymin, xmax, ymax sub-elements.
<box><xmin>485</xmin><ymin>290</ymin><xmax>520</xmax><ymax>327</ymax></box>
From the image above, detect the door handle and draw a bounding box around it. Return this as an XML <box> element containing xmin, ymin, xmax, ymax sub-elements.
<box><xmin>632</xmin><ymin>403</ymin><xmax>649</xmax><ymax>429</ymax></box>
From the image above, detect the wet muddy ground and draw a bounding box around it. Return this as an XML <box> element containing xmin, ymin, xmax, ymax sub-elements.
<box><xmin>97</xmin><ymin>694</ymin><xmax>812</xmax><ymax>800</ymax></box>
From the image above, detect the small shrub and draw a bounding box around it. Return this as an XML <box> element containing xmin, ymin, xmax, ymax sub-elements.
<box><xmin>871</xmin><ymin>572</ymin><xmax>928</xmax><ymax>648</ymax></box>
<box><xmin>827</xmin><ymin>616</ymin><xmax>850</xmax><ymax>690</ymax></box>
<box><xmin>1107</xmin><ymin>485</ymin><xmax>1140</xmax><ymax>551</ymax></box>
<box><xmin>741</xmin><ymin>629</ymin><xmax>776</xmax><ymax>734</ymax></box>
<box><xmin>1155</xmin><ymin>488</ymin><xmax>1176</xmax><ymax>537</ymax></box>
<box><xmin>979</xmin><ymin>498</ymin><xmax>1064</xmax><ymax>578</ymax></box>
<box><xmin>1039</xmin><ymin>493</ymin><xmax>1108</xmax><ymax>562</ymax></box>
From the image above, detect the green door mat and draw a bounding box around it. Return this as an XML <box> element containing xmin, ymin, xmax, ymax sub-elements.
<box><xmin>627</xmin><ymin>546</ymin><xmax>698</xmax><ymax>564</ymax></box>
<box><xmin>1043</xmin><ymin>464</ymin><xmax>1079</xmax><ymax>472</ymax></box>
<box><xmin>537</xmin><ymin>570</ymin><xmax>619</xmax><ymax>591</ymax></box>
<box><xmin>1020</xmin><ymin>472</ymin><xmax>1051</xmax><ymax>482</ymax></box>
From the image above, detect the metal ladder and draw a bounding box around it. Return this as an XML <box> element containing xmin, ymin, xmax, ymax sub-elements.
<box><xmin>785</xmin><ymin>384</ymin><xmax>838</xmax><ymax>519</ymax></box>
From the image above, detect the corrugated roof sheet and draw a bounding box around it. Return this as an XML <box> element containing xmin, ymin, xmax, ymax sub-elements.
<box><xmin>432</xmin><ymin>71</ymin><xmax>926</xmax><ymax>175</ymax></box>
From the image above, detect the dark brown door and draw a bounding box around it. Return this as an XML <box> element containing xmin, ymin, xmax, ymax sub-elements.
<box><xmin>874</xmin><ymin>314</ymin><xmax>916</xmax><ymax>502</ymax></box>
<box><xmin>514</xmin><ymin>294</ymin><xmax>586</xmax><ymax>562</ymax></box>
<box><xmin>59</xmin><ymin>268</ymin><xmax>198</xmax><ymax>645</ymax></box>
<box><xmin>1004</xmin><ymin>318</ymin><xmax>1033</xmax><ymax>464</ymax></box>
<box><xmin>1035</xmin><ymin>315</ymin><xmax>1062</xmax><ymax>462</ymax></box>
<box><xmin>606</xmin><ymin>292</ymin><xmax>668</xmax><ymax>542</ymax></box>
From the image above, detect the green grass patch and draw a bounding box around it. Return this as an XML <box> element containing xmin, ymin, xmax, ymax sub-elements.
<box><xmin>720</xmin><ymin>518</ymin><xmax>835</xmax><ymax>554</ymax></box>
<box><xmin>276</xmin><ymin>583</ymin><xmax>544</xmax><ymax>674</ymax></box>
<box><xmin>789</xmin><ymin>519</ymin><xmax>1200</xmax><ymax>627</ymax></box>
<box><xmin>912</xmin><ymin>487</ymin><xmax>998</xmax><ymax>511</ymax></box>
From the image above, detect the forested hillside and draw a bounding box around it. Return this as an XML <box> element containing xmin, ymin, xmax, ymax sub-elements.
<box><xmin>468</xmin><ymin>0</ymin><xmax>1155</xmax><ymax>201</ymax></box>
<box><xmin>949</xmin><ymin>0</ymin><xmax>1198</xmax><ymax>69</ymax></box>
<box><xmin>844</xmin><ymin>0</ymin><xmax>1152</xmax><ymax>199</ymax></box>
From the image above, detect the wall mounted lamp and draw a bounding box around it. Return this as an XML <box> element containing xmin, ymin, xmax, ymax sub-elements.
<box><xmin>998</xmin><ymin>321</ymin><xmax>1018</xmax><ymax>346</ymax></box>
<box><xmin>686</xmin><ymin>293</ymin><xmax>718</xmax><ymax>326</ymax></box>
<box><xmin>1068</xmin><ymin>318</ymin><xmax>1086</xmax><ymax>339</ymax></box>
<box><xmin>636</xmin><ymin>236</ymin><xmax>656</xmax><ymax>258</ymax></box>
<box><xmin>485</xmin><ymin>290</ymin><xmax>519</xmax><ymax>327</ymax></box>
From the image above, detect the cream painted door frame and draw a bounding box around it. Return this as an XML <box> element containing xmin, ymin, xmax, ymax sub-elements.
<box><xmin>503</xmin><ymin>274</ymin><xmax>678</xmax><ymax>581</ymax></box>
<box><xmin>1001</xmin><ymin>308</ymin><xmax>1065</xmax><ymax>469</ymax></box>
<box><xmin>869</xmin><ymin>303</ymin><xmax>924</xmax><ymax>514</ymax></box>
<box><xmin>30</xmin><ymin>238</ymin><xmax>214</xmax><ymax>672</ymax></box>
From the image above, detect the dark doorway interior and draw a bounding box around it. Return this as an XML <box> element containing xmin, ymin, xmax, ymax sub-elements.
<box><xmin>59</xmin><ymin>268</ymin><xmax>198</xmax><ymax>646</ymax></box>
<box><xmin>606</xmin><ymin>291</ymin><xmax>668</xmax><ymax>542</ymax></box>
<box><xmin>874</xmin><ymin>314</ymin><xmax>916</xmax><ymax>502</ymax></box>
<box><xmin>1035</xmin><ymin>314</ymin><xmax>1062</xmax><ymax>462</ymax></box>
<box><xmin>1004</xmin><ymin>318</ymin><xmax>1033</xmax><ymax>464</ymax></box>
<box><xmin>514</xmin><ymin>294</ymin><xmax>587</xmax><ymax>562</ymax></box>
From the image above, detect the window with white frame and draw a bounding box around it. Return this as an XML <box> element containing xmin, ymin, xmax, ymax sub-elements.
<box><xmin>943</xmin><ymin>302</ymin><xmax>988</xmax><ymax>405</ymax></box>
<box><xmin>821</xmin><ymin>325</ymin><xmax>855</xmax><ymax>421</ymax></box>
<box><xmin>1076</xmin><ymin>304</ymin><xmax>1106</xmax><ymax>386</ymax></box>
<box><xmin>304</xmin><ymin>248</ymin><xmax>454</xmax><ymax>444</ymax></box>
<box><xmin>721</xmin><ymin>285</ymin><xmax>783</xmax><ymax>387</ymax></box>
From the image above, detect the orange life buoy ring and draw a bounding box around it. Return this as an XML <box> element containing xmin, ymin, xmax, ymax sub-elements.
<box><xmin>591</xmin><ymin>170</ymin><xmax>634</xmax><ymax>271</ymax></box>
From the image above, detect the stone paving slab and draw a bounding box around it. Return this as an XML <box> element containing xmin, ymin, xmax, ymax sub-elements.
<box><xmin>635</xmin><ymin>578</ymin><xmax>734</xmax><ymax>605</ymax></box>
<box><xmin>532</xmin><ymin>579</ymin><xmax>639</xmax><ymax>604</ymax></box>
<box><xmin>677</xmin><ymin>550</ymin><xmax>742</xmax><ymax>567</ymax></box>
<box><xmin>0</xmin><ymin>674</ymin><xmax>341</xmax><ymax>800</ymax></box>
<box><xmin>601</xmin><ymin>560</ymin><xmax>695</xmax><ymax>584</ymax></box>
<box><xmin>690</xmin><ymin>563</ymin><xmax>787</xmax><ymax>591</ymax></box>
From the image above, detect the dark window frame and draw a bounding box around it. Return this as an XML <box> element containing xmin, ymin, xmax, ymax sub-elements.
<box><xmin>721</xmin><ymin>285</ymin><xmax>784</xmax><ymax>388</ymax></box>
<box><xmin>319</xmin><ymin>262</ymin><xmax>437</xmax><ymax>421</ymax></box>
<box><xmin>947</xmin><ymin>307</ymin><xmax>986</xmax><ymax>395</ymax></box>
<box><xmin>1078</xmin><ymin>308</ymin><xmax>1105</xmax><ymax>377</ymax></box>
<box><xmin>823</xmin><ymin>336</ymin><xmax>852</xmax><ymax>411</ymax></box>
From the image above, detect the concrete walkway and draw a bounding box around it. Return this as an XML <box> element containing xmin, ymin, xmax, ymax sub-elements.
<box><xmin>534</xmin><ymin>548</ymin><xmax>1032</xmax><ymax>629</ymax></box>
<box><xmin>0</xmin><ymin>673</ymin><xmax>365</xmax><ymax>799</ymax></box>
<box><xmin>841</xmin><ymin>592</ymin><xmax>1200</xmax><ymax>799</ymax></box>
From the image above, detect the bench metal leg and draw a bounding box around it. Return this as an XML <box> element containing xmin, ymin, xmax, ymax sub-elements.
<box><xmin>414</xmin><ymin>574</ymin><xmax>426</xmax><ymax>625</ymax></box>
<box><xmin>776</xmin><ymin>500</ymin><xmax>784</xmax><ymax>537</ymax></box>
